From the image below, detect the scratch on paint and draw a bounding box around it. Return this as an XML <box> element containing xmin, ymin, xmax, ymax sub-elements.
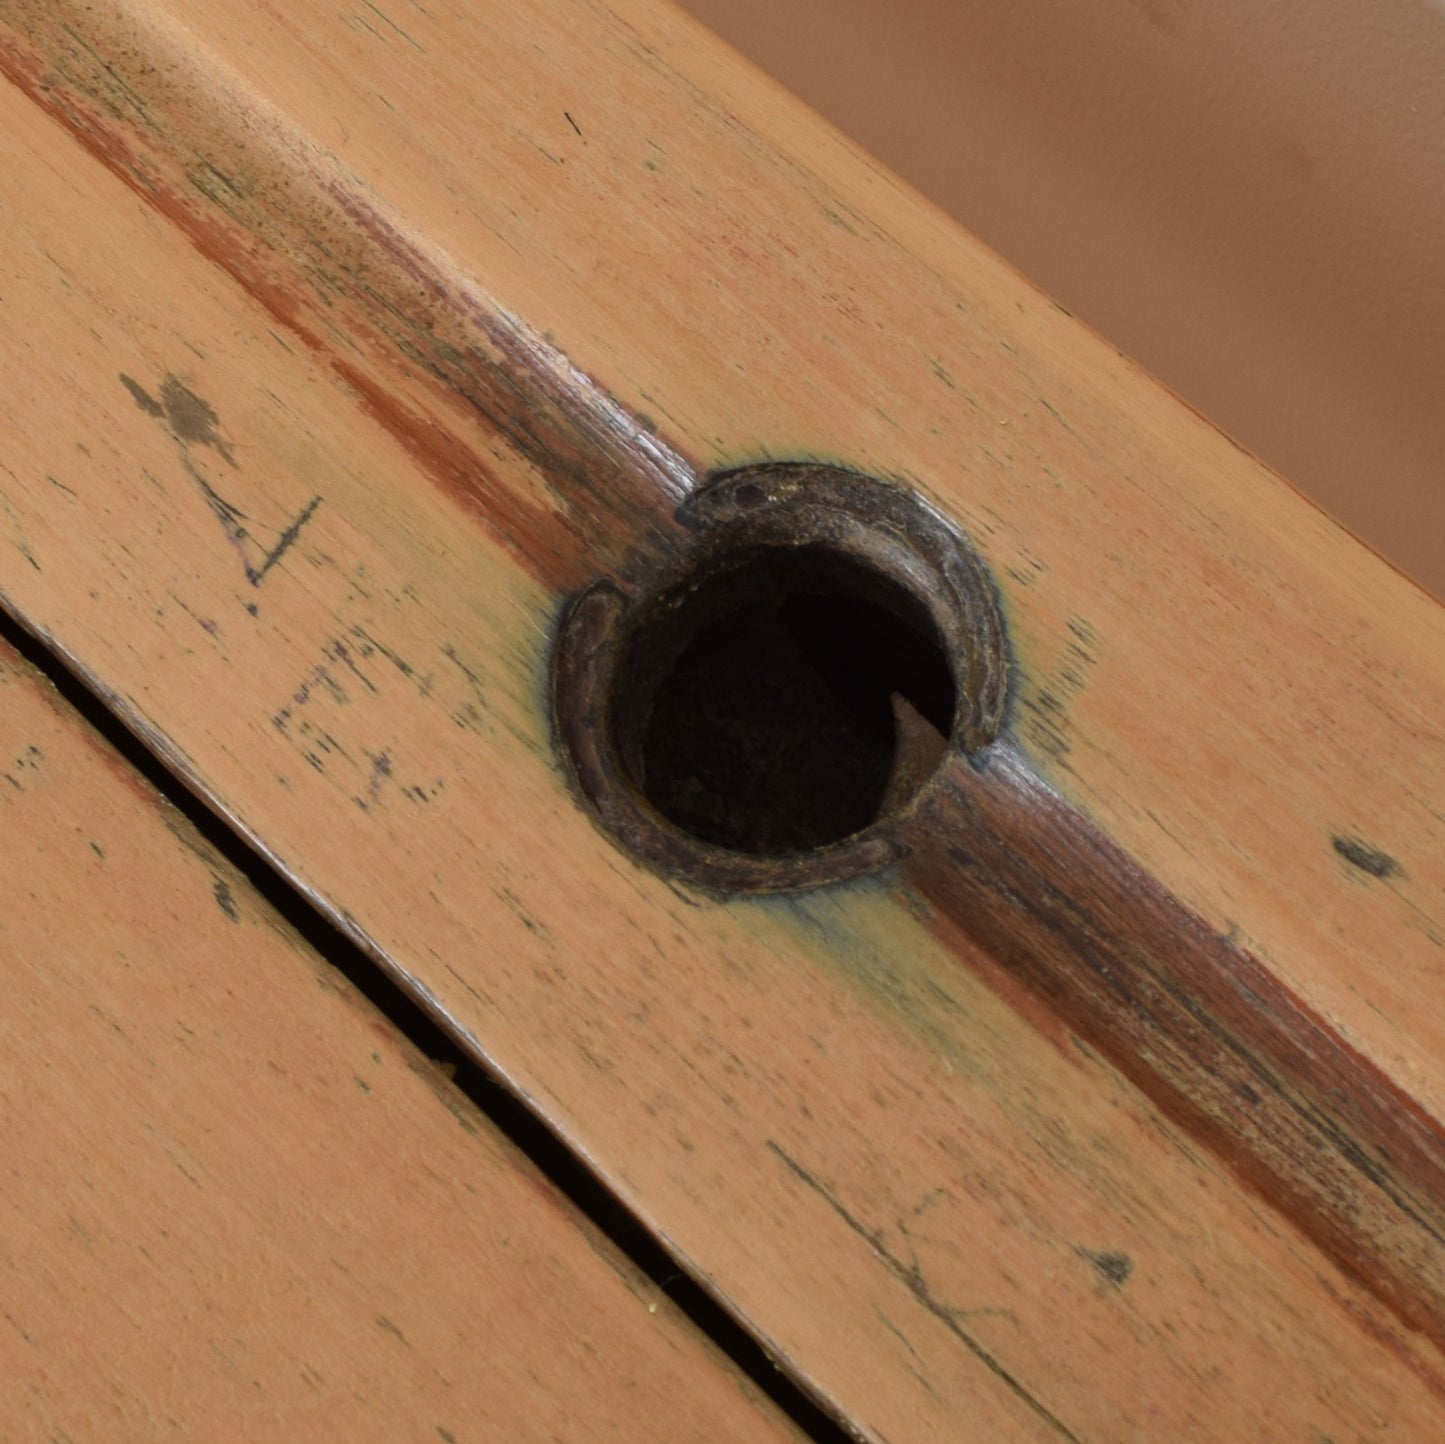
<box><xmin>121</xmin><ymin>372</ymin><xmax>322</xmax><ymax>586</ymax></box>
<box><xmin>767</xmin><ymin>1141</ymin><xmax>1083</xmax><ymax>1443</ymax></box>
<box><xmin>359</xmin><ymin>0</ymin><xmax>427</xmax><ymax>52</ymax></box>
<box><xmin>252</xmin><ymin>494</ymin><xmax>323</xmax><ymax>585</ymax></box>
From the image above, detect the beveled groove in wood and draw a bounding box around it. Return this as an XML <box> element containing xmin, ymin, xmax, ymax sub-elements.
<box><xmin>0</xmin><ymin>637</ymin><xmax>805</xmax><ymax>1444</ymax></box>
<box><xmin>910</xmin><ymin>741</ymin><xmax>1445</xmax><ymax>1341</ymax></box>
<box><xmin>0</xmin><ymin>603</ymin><xmax>858</xmax><ymax>1444</ymax></box>
<box><xmin>0</xmin><ymin>1</ymin><xmax>1443</xmax><ymax>1438</ymax></box>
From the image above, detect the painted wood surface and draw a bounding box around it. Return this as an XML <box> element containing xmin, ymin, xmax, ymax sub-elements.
<box><xmin>680</xmin><ymin>0</ymin><xmax>1445</xmax><ymax>601</ymax></box>
<box><xmin>0</xmin><ymin>637</ymin><xmax>804</xmax><ymax>1442</ymax></box>
<box><xmin>0</xmin><ymin>0</ymin><xmax>1442</xmax><ymax>1439</ymax></box>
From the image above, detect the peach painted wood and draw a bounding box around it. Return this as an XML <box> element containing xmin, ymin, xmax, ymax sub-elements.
<box><xmin>681</xmin><ymin>0</ymin><xmax>1445</xmax><ymax>601</ymax></box>
<box><xmin>0</xmin><ymin>2</ymin><xmax>1442</xmax><ymax>1441</ymax></box>
<box><xmin>0</xmin><ymin>639</ymin><xmax>804</xmax><ymax>1441</ymax></box>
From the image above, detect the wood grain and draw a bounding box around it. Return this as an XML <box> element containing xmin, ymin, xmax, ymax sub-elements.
<box><xmin>0</xmin><ymin>1</ymin><xmax>1442</xmax><ymax>1439</ymax></box>
<box><xmin>913</xmin><ymin>742</ymin><xmax>1445</xmax><ymax>1339</ymax></box>
<box><xmin>0</xmin><ymin>636</ymin><xmax>804</xmax><ymax>1443</ymax></box>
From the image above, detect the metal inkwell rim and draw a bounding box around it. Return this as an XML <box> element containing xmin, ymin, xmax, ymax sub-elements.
<box><xmin>551</xmin><ymin>462</ymin><xmax>1008</xmax><ymax>895</ymax></box>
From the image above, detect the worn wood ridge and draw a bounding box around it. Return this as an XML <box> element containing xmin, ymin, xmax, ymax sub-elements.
<box><xmin>916</xmin><ymin>746</ymin><xmax>1445</xmax><ymax>1340</ymax></box>
<box><xmin>1</xmin><ymin>0</ymin><xmax>1443</xmax><ymax>1438</ymax></box>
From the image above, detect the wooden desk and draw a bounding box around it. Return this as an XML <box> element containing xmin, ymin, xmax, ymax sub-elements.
<box><xmin>1</xmin><ymin>1</ymin><xmax>1442</xmax><ymax>1438</ymax></box>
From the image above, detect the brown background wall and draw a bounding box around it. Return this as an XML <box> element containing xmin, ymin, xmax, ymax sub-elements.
<box><xmin>677</xmin><ymin>0</ymin><xmax>1445</xmax><ymax>599</ymax></box>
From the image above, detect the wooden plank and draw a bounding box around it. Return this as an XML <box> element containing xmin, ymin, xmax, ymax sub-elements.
<box><xmin>677</xmin><ymin>0</ymin><xmax>1445</xmax><ymax>601</ymax></box>
<box><xmin>0</xmin><ymin>3</ymin><xmax>1442</xmax><ymax>1441</ymax></box>
<box><xmin>0</xmin><ymin>634</ymin><xmax>804</xmax><ymax>1442</ymax></box>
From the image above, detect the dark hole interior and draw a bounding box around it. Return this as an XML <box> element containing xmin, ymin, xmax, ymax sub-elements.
<box><xmin>623</xmin><ymin>548</ymin><xmax>957</xmax><ymax>857</ymax></box>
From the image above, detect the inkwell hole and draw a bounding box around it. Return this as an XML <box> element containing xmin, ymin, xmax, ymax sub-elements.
<box><xmin>615</xmin><ymin>546</ymin><xmax>957</xmax><ymax>856</ymax></box>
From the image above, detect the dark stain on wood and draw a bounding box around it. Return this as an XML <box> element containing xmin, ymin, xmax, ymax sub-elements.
<box><xmin>1333</xmin><ymin>835</ymin><xmax>1402</xmax><ymax>880</ymax></box>
<box><xmin>120</xmin><ymin>373</ymin><xmax>237</xmax><ymax>465</ymax></box>
<box><xmin>120</xmin><ymin>373</ymin><xmax>322</xmax><ymax>587</ymax></box>
<box><xmin>212</xmin><ymin>877</ymin><xmax>240</xmax><ymax>921</ymax></box>
<box><xmin>120</xmin><ymin>373</ymin><xmax>165</xmax><ymax>421</ymax></box>
<box><xmin>1078</xmin><ymin>1249</ymin><xmax>1133</xmax><ymax>1289</ymax></box>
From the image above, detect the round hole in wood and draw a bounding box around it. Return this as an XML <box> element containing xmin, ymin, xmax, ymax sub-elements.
<box><xmin>620</xmin><ymin>544</ymin><xmax>956</xmax><ymax>855</ymax></box>
<box><xmin>552</xmin><ymin>464</ymin><xmax>1008</xmax><ymax>894</ymax></box>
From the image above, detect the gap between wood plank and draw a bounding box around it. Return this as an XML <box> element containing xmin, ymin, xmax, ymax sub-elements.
<box><xmin>0</xmin><ymin>597</ymin><xmax>861</xmax><ymax>1444</ymax></box>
